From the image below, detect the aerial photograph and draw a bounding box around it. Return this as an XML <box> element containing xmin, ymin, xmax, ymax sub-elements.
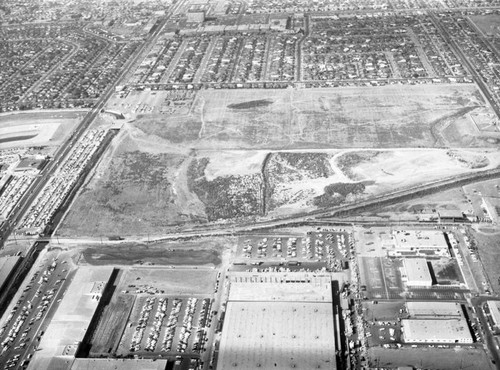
<box><xmin>0</xmin><ymin>0</ymin><xmax>500</xmax><ymax>369</ymax></box>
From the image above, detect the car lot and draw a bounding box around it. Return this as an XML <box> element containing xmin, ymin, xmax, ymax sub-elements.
<box><xmin>0</xmin><ymin>249</ymin><xmax>74</xmax><ymax>370</ymax></box>
<box><xmin>117</xmin><ymin>295</ymin><xmax>213</xmax><ymax>357</ymax></box>
<box><xmin>235</xmin><ymin>231</ymin><xmax>351</xmax><ymax>271</ymax></box>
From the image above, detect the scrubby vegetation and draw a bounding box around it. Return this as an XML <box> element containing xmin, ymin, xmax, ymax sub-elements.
<box><xmin>336</xmin><ymin>151</ymin><xmax>380</xmax><ymax>180</ymax></box>
<box><xmin>188</xmin><ymin>158</ymin><xmax>263</xmax><ymax>221</ymax></box>
<box><xmin>264</xmin><ymin>152</ymin><xmax>335</xmax><ymax>211</ymax></box>
<box><xmin>313</xmin><ymin>182</ymin><xmax>365</xmax><ymax>208</ymax></box>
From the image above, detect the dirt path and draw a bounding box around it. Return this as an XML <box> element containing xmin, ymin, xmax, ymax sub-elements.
<box><xmin>172</xmin><ymin>155</ymin><xmax>207</xmax><ymax>221</ymax></box>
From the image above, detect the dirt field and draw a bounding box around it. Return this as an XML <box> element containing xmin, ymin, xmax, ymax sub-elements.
<box><xmin>117</xmin><ymin>268</ymin><xmax>217</xmax><ymax>295</ymax></box>
<box><xmin>469</xmin><ymin>14</ymin><xmax>500</xmax><ymax>36</ymax></box>
<box><xmin>124</xmin><ymin>85</ymin><xmax>492</xmax><ymax>149</ymax></box>
<box><xmin>469</xmin><ymin>227</ymin><xmax>500</xmax><ymax>294</ymax></box>
<box><xmin>371</xmin><ymin>187</ymin><xmax>471</xmax><ymax>221</ymax></box>
<box><xmin>58</xmin><ymin>84</ymin><xmax>499</xmax><ymax>232</ymax></box>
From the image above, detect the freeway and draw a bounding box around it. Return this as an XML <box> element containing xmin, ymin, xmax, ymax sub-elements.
<box><xmin>0</xmin><ymin>249</ymin><xmax>75</xmax><ymax>370</ymax></box>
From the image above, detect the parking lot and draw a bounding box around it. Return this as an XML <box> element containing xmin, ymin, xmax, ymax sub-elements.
<box><xmin>117</xmin><ymin>295</ymin><xmax>213</xmax><ymax>357</ymax></box>
<box><xmin>235</xmin><ymin>231</ymin><xmax>351</xmax><ymax>271</ymax></box>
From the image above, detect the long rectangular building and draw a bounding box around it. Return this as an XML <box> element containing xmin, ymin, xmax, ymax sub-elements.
<box><xmin>407</xmin><ymin>301</ymin><xmax>463</xmax><ymax>318</ymax></box>
<box><xmin>28</xmin><ymin>267</ymin><xmax>114</xmax><ymax>370</ymax></box>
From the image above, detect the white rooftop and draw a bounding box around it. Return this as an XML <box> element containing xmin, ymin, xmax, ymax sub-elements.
<box><xmin>402</xmin><ymin>318</ymin><xmax>472</xmax><ymax>343</ymax></box>
<box><xmin>487</xmin><ymin>301</ymin><xmax>500</xmax><ymax>328</ymax></box>
<box><xmin>392</xmin><ymin>230</ymin><xmax>447</xmax><ymax>251</ymax></box>
<box><xmin>402</xmin><ymin>258</ymin><xmax>433</xmax><ymax>286</ymax></box>
<box><xmin>407</xmin><ymin>301</ymin><xmax>463</xmax><ymax>318</ymax></box>
<box><xmin>217</xmin><ymin>301</ymin><xmax>336</xmax><ymax>370</ymax></box>
<box><xmin>228</xmin><ymin>272</ymin><xmax>332</xmax><ymax>302</ymax></box>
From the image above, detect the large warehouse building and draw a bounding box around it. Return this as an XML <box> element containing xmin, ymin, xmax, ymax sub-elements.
<box><xmin>486</xmin><ymin>300</ymin><xmax>500</xmax><ymax>331</ymax></box>
<box><xmin>28</xmin><ymin>267</ymin><xmax>114</xmax><ymax>370</ymax></box>
<box><xmin>401</xmin><ymin>258</ymin><xmax>433</xmax><ymax>287</ymax></box>
<box><xmin>217</xmin><ymin>272</ymin><xmax>337</xmax><ymax>370</ymax></box>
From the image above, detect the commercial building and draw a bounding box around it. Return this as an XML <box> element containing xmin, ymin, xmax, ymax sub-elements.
<box><xmin>401</xmin><ymin>258</ymin><xmax>433</xmax><ymax>287</ymax></box>
<box><xmin>186</xmin><ymin>10</ymin><xmax>205</xmax><ymax>23</ymax></box>
<box><xmin>390</xmin><ymin>230</ymin><xmax>449</xmax><ymax>257</ymax></box>
<box><xmin>401</xmin><ymin>318</ymin><xmax>473</xmax><ymax>344</ymax></box>
<box><xmin>28</xmin><ymin>267</ymin><xmax>114</xmax><ymax>370</ymax></box>
<box><xmin>217</xmin><ymin>272</ymin><xmax>337</xmax><ymax>370</ymax></box>
<box><xmin>438</xmin><ymin>210</ymin><xmax>465</xmax><ymax>223</ymax></box>
<box><xmin>486</xmin><ymin>301</ymin><xmax>500</xmax><ymax>330</ymax></box>
<box><xmin>407</xmin><ymin>301</ymin><xmax>463</xmax><ymax>318</ymax></box>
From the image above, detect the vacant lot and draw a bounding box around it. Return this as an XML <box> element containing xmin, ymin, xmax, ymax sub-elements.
<box><xmin>470</xmin><ymin>14</ymin><xmax>500</xmax><ymax>36</ymax></box>
<box><xmin>469</xmin><ymin>228</ymin><xmax>500</xmax><ymax>294</ymax></box>
<box><xmin>59</xmin><ymin>84</ymin><xmax>499</xmax><ymax>232</ymax></box>
<box><xmin>131</xmin><ymin>85</ymin><xmax>493</xmax><ymax>149</ymax></box>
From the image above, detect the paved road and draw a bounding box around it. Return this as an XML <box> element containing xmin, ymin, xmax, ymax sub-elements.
<box><xmin>472</xmin><ymin>297</ymin><xmax>500</xmax><ymax>370</ymax></box>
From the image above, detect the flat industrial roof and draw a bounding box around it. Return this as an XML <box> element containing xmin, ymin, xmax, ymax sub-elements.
<box><xmin>487</xmin><ymin>301</ymin><xmax>500</xmax><ymax>327</ymax></box>
<box><xmin>392</xmin><ymin>230</ymin><xmax>447</xmax><ymax>250</ymax></box>
<box><xmin>0</xmin><ymin>256</ymin><xmax>20</xmax><ymax>290</ymax></box>
<box><xmin>402</xmin><ymin>318</ymin><xmax>472</xmax><ymax>343</ymax></box>
<box><xmin>228</xmin><ymin>272</ymin><xmax>332</xmax><ymax>302</ymax></box>
<box><xmin>71</xmin><ymin>358</ymin><xmax>169</xmax><ymax>370</ymax></box>
<box><xmin>407</xmin><ymin>301</ymin><xmax>463</xmax><ymax>318</ymax></box>
<box><xmin>402</xmin><ymin>258</ymin><xmax>432</xmax><ymax>285</ymax></box>
<box><xmin>28</xmin><ymin>267</ymin><xmax>114</xmax><ymax>370</ymax></box>
<box><xmin>218</xmin><ymin>301</ymin><xmax>336</xmax><ymax>370</ymax></box>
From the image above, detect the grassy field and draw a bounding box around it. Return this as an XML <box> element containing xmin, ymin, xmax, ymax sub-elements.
<box><xmin>469</xmin><ymin>228</ymin><xmax>500</xmax><ymax>294</ymax></box>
